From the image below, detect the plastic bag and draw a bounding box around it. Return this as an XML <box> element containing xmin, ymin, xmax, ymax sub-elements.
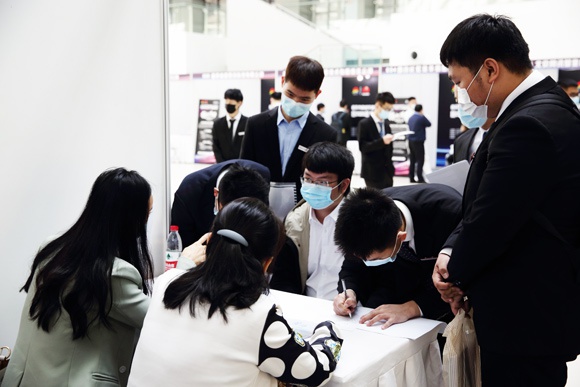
<box><xmin>442</xmin><ymin>309</ymin><xmax>481</xmax><ymax>387</ymax></box>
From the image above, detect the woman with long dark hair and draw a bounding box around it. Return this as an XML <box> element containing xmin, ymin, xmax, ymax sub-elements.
<box><xmin>129</xmin><ymin>198</ymin><xmax>343</xmax><ymax>387</ymax></box>
<box><xmin>3</xmin><ymin>168</ymin><xmax>154</xmax><ymax>387</ymax></box>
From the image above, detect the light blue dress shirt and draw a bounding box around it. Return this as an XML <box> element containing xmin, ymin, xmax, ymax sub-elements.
<box><xmin>277</xmin><ymin>107</ymin><xmax>308</xmax><ymax>176</ymax></box>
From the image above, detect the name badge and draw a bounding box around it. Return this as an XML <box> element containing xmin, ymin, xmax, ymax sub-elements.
<box><xmin>298</xmin><ymin>145</ymin><xmax>309</xmax><ymax>153</ymax></box>
<box><xmin>237</xmin><ymin>131</ymin><xmax>245</xmax><ymax>136</ymax></box>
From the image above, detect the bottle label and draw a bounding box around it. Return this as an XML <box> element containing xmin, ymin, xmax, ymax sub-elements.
<box><xmin>165</xmin><ymin>251</ymin><xmax>180</xmax><ymax>272</ymax></box>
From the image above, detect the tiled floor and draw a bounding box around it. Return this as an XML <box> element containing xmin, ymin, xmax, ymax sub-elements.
<box><xmin>170</xmin><ymin>162</ymin><xmax>580</xmax><ymax>385</ymax></box>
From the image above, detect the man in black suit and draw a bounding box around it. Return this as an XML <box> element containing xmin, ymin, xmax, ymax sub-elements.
<box><xmin>433</xmin><ymin>14</ymin><xmax>580</xmax><ymax>386</ymax></box>
<box><xmin>357</xmin><ymin>92</ymin><xmax>396</xmax><ymax>188</ymax></box>
<box><xmin>170</xmin><ymin>160</ymin><xmax>270</xmax><ymax>247</ymax></box>
<box><xmin>332</xmin><ymin>185</ymin><xmax>462</xmax><ymax>328</ymax></box>
<box><xmin>212</xmin><ymin>89</ymin><xmax>247</xmax><ymax>162</ymax></box>
<box><xmin>451</xmin><ymin>117</ymin><xmax>494</xmax><ymax>163</ymax></box>
<box><xmin>240</xmin><ymin>56</ymin><xmax>337</xmax><ymax>196</ymax></box>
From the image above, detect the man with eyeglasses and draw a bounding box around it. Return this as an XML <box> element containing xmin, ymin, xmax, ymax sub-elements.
<box><xmin>332</xmin><ymin>185</ymin><xmax>461</xmax><ymax>329</ymax></box>
<box><xmin>270</xmin><ymin>142</ymin><xmax>353</xmax><ymax>301</ymax></box>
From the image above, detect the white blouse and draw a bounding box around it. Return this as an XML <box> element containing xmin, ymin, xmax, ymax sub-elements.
<box><xmin>128</xmin><ymin>269</ymin><xmax>343</xmax><ymax>387</ymax></box>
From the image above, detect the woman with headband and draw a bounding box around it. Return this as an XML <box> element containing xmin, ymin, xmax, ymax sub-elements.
<box><xmin>129</xmin><ymin>198</ymin><xmax>343</xmax><ymax>387</ymax></box>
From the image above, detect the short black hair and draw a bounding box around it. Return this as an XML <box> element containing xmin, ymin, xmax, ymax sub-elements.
<box><xmin>302</xmin><ymin>142</ymin><xmax>355</xmax><ymax>194</ymax></box>
<box><xmin>224</xmin><ymin>89</ymin><xmax>243</xmax><ymax>102</ymax></box>
<box><xmin>218</xmin><ymin>164</ymin><xmax>270</xmax><ymax>206</ymax></box>
<box><xmin>414</xmin><ymin>104</ymin><xmax>423</xmax><ymax>112</ymax></box>
<box><xmin>334</xmin><ymin>188</ymin><xmax>402</xmax><ymax>259</ymax></box>
<box><xmin>339</xmin><ymin>99</ymin><xmax>348</xmax><ymax>108</ymax></box>
<box><xmin>270</xmin><ymin>91</ymin><xmax>281</xmax><ymax>100</ymax></box>
<box><xmin>376</xmin><ymin>92</ymin><xmax>395</xmax><ymax>104</ymax></box>
<box><xmin>407</xmin><ymin>97</ymin><xmax>416</xmax><ymax>103</ymax></box>
<box><xmin>285</xmin><ymin>56</ymin><xmax>325</xmax><ymax>92</ymax></box>
<box><xmin>317</xmin><ymin>103</ymin><xmax>325</xmax><ymax>110</ymax></box>
<box><xmin>440</xmin><ymin>14</ymin><xmax>532</xmax><ymax>75</ymax></box>
<box><xmin>558</xmin><ymin>78</ymin><xmax>578</xmax><ymax>88</ymax></box>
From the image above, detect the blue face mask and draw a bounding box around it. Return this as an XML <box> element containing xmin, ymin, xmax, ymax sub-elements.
<box><xmin>300</xmin><ymin>181</ymin><xmax>343</xmax><ymax>210</ymax></box>
<box><xmin>363</xmin><ymin>233</ymin><xmax>403</xmax><ymax>267</ymax></box>
<box><xmin>379</xmin><ymin>108</ymin><xmax>391</xmax><ymax>120</ymax></box>
<box><xmin>456</xmin><ymin>64</ymin><xmax>494</xmax><ymax>129</ymax></box>
<box><xmin>281</xmin><ymin>93</ymin><xmax>313</xmax><ymax>118</ymax></box>
<box><xmin>571</xmin><ymin>96</ymin><xmax>579</xmax><ymax>105</ymax></box>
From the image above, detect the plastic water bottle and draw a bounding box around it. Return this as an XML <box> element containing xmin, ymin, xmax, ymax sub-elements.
<box><xmin>165</xmin><ymin>225</ymin><xmax>182</xmax><ymax>271</ymax></box>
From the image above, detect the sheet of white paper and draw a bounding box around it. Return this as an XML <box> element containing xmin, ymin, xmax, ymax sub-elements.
<box><xmin>356</xmin><ymin>317</ymin><xmax>446</xmax><ymax>340</ymax></box>
<box><xmin>425</xmin><ymin>160</ymin><xmax>470</xmax><ymax>195</ymax></box>
<box><xmin>392</xmin><ymin>130</ymin><xmax>414</xmax><ymax>140</ymax></box>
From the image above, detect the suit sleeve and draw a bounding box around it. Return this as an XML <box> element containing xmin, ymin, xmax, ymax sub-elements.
<box><xmin>171</xmin><ymin>191</ymin><xmax>197</xmax><ymax>248</ymax></box>
<box><xmin>239</xmin><ymin>117</ymin><xmax>255</xmax><ymax>161</ymax></box>
<box><xmin>269</xmin><ymin>237</ymin><xmax>303</xmax><ymax>295</ymax></box>
<box><xmin>448</xmin><ymin>115</ymin><xmax>555</xmax><ymax>287</ymax></box>
<box><xmin>339</xmin><ymin>256</ymin><xmax>371</xmax><ymax>303</ymax></box>
<box><xmin>357</xmin><ymin>121</ymin><xmax>387</xmax><ymax>153</ymax></box>
<box><xmin>212</xmin><ymin>120</ymin><xmax>224</xmax><ymax>163</ymax></box>
<box><xmin>109</xmin><ymin>261</ymin><xmax>151</xmax><ymax>329</ymax></box>
<box><xmin>423</xmin><ymin>116</ymin><xmax>432</xmax><ymax>127</ymax></box>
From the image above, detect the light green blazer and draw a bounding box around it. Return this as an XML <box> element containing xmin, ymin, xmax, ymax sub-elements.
<box><xmin>2</xmin><ymin>258</ymin><xmax>150</xmax><ymax>387</ymax></box>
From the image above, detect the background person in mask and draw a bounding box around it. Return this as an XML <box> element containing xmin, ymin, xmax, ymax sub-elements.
<box><xmin>558</xmin><ymin>78</ymin><xmax>579</xmax><ymax>104</ymax></box>
<box><xmin>269</xmin><ymin>142</ymin><xmax>354</xmax><ymax>300</ymax></box>
<box><xmin>212</xmin><ymin>89</ymin><xmax>247</xmax><ymax>162</ymax></box>
<box><xmin>433</xmin><ymin>14</ymin><xmax>580</xmax><ymax>386</ymax></box>
<box><xmin>240</xmin><ymin>56</ymin><xmax>337</xmax><ymax>199</ymax></box>
<box><xmin>357</xmin><ymin>92</ymin><xmax>396</xmax><ymax>188</ymax></box>
<box><xmin>333</xmin><ymin>185</ymin><xmax>461</xmax><ymax>329</ymax></box>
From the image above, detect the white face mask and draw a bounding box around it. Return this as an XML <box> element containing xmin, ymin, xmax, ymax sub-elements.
<box><xmin>456</xmin><ymin>64</ymin><xmax>494</xmax><ymax>127</ymax></box>
<box><xmin>363</xmin><ymin>232</ymin><xmax>404</xmax><ymax>267</ymax></box>
<box><xmin>571</xmin><ymin>95</ymin><xmax>579</xmax><ymax>105</ymax></box>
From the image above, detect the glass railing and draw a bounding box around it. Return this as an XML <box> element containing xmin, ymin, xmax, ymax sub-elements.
<box><xmin>169</xmin><ymin>0</ymin><xmax>225</xmax><ymax>35</ymax></box>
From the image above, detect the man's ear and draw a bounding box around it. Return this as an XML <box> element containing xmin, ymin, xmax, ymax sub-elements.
<box><xmin>398</xmin><ymin>230</ymin><xmax>407</xmax><ymax>242</ymax></box>
<box><xmin>483</xmin><ymin>58</ymin><xmax>500</xmax><ymax>83</ymax></box>
<box><xmin>341</xmin><ymin>178</ymin><xmax>351</xmax><ymax>195</ymax></box>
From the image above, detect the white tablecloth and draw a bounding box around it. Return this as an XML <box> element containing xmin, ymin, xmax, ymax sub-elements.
<box><xmin>270</xmin><ymin>290</ymin><xmax>444</xmax><ymax>387</ymax></box>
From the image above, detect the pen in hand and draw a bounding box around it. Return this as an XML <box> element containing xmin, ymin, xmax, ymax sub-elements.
<box><xmin>341</xmin><ymin>279</ymin><xmax>352</xmax><ymax>318</ymax></box>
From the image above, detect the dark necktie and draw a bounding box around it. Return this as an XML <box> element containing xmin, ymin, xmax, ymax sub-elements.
<box><xmin>229</xmin><ymin>119</ymin><xmax>235</xmax><ymax>138</ymax></box>
<box><xmin>378</xmin><ymin>121</ymin><xmax>385</xmax><ymax>137</ymax></box>
<box><xmin>397</xmin><ymin>241</ymin><xmax>420</xmax><ymax>263</ymax></box>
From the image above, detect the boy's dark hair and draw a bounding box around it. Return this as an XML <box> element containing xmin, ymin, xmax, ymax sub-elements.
<box><xmin>218</xmin><ymin>164</ymin><xmax>270</xmax><ymax>206</ymax></box>
<box><xmin>339</xmin><ymin>99</ymin><xmax>348</xmax><ymax>108</ymax></box>
<box><xmin>335</xmin><ymin>188</ymin><xmax>402</xmax><ymax>259</ymax></box>
<box><xmin>224</xmin><ymin>89</ymin><xmax>243</xmax><ymax>102</ymax></box>
<box><xmin>270</xmin><ymin>91</ymin><xmax>282</xmax><ymax>100</ymax></box>
<box><xmin>440</xmin><ymin>14</ymin><xmax>532</xmax><ymax>75</ymax></box>
<box><xmin>284</xmin><ymin>56</ymin><xmax>325</xmax><ymax>92</ymax></box>
<box><xmin>558</xmin><ymin>78</ymin><xmax>578</xmax><ymax>88</ymax></box>
<box><xmin>376</xmin><ymin>92</ymin><xmax>395</xmax><ymax>104</ymax></box>
<box><xmin>302</xmin><ymin>142</ymin><xmax>355</xmax><ymax>194</ymax></box>
<box><xmin>317</xmin><ymin>103</ymin><xmax>325</xmax><ymax>110</ymax></box>
<box><xmin>414</xmin><ymin>104</ymin><xmax>423</xmax><ymax>112</ymax></box>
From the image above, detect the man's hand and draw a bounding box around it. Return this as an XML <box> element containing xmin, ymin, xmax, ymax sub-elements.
<box><xmin>359</xmin><ymin>301</ymin><xmax>420</xmax><ymax>330</ymax></box>
<box><xmin>432</xmin><ymin>253</ymin><xmax>464</xmax><ymax>302</ymax></box>
<box><xmin>181</xmin><ymin>232</ymin><xmax>211</xmax><ymax>266</ymax></box>
<box><xmin>382</xmin><ymin>133</ymin><xmax>394</xmax><ymax>145</ymax></box>
<box><xmin>333</xmin><ymin>289</ymin><xmax>357</xmax><ymax>317</ymax></box>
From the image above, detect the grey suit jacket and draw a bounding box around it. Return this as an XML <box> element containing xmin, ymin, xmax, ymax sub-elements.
<box><xmin>3</xmin><ymin>259</ymin><xmax>150</xmax><ymax>387</ymax></box>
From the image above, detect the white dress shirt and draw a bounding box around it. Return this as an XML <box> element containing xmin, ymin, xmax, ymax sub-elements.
<box><xmin>305</xmin><ymin>200</ymin><xmax>344</xmax><ymax>300</ymax></box>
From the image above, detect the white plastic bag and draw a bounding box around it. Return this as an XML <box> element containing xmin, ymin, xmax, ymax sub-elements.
<box><xmin>442</xmin><ymin>309</ymin><xmax>481</xmax><ymax>387</ymax></box>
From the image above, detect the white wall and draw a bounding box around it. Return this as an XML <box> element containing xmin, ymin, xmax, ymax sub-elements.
<box><xmin>0</xmin><ymin>0</ymin><xmax>167</xmax><ymax>349</ymax></box>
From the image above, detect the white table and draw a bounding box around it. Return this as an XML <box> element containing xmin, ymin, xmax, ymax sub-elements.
<box><xmin>270</xmin><ymin>290</ymin><xmax>444</xmax><ymax>387</ymax></box>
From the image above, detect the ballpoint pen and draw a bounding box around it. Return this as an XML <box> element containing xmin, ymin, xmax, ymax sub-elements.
<box><xmin>341</xmin><ymin>279</ymin><xmax>352</xmax><ymax>318</ymax></box>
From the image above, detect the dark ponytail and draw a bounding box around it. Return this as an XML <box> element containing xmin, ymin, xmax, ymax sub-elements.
<box><xmin>163</xmin><ymin>198</ymin><xmax>282</xmax><ymax>322</ymax></box>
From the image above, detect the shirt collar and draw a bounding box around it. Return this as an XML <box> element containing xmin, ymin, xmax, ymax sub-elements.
<box><xmin>308</xmin><ymin>196</ymin><xmax>344</xmax><ymax>224</ymax></box>
<box><xmin>496</xmin><ymin>69</ymin><xmax>546</xmax><ymax>119</ymax></box>
<box><xmin>227</xmin><ymin>112</ymin><xmax>240</xmax><ymax>121</ymax></box>
<box><xmin>371</xmin><ymin>112</ymin><xmax>382</xmax><ymax>123</ymax></box>
<box><xmin>393</xmin><ymin>200</ymin><xmax>414</xmax><ymax>242</ymax></box>
<box><xmin>277</xmin><ymin>106</ymin><xmax>309</xmax><ymax>129</ymax></box>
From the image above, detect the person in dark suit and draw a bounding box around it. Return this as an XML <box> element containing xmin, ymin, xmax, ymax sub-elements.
<box><xmin>357</xmin><ymin>92</ymin><xmax>396</xmax><ymax>189</ymax></box>
<box><xmin>433</xmin><ymin>14</ymin><xmax>580</xmax><ymax>387</ymax></box>
<box><xmin>315</xmin><ymin>103</ymin><xmax>325</xmax><ymax>122</ymax></box>
<box><xmin>240</xmin><ymin>56</ymin><xmax>337</xmax><ymax>198</ymax></box>
<box><xmin>212</xmin><ymin>89</ymin><xmax>247</xmax><ymax>162</ymax></box>
<box><xmin>332</xmin><ymin>185</ymin><xmax>462</xmax><ymax>328</ymax></box>
<box><xmin>451</xmin><ymin>117</ymin><xmax>494</xmax><ymax>163</ymax></box>
<box><xmin>407</xmin><ymin>104</ymin><xmax>432</xmax><ymax>182</ymax></box>
<box><xmin>170</xmin><ymin>160</ymin><xmax>270</xmax><ymax>247</ymax></box>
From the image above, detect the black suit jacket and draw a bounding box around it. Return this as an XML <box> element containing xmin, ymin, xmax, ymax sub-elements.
<box><xmin>357</xmin><ymin>116</ymin><xmax>394</xmax><ymax>180</ymax></box>
<box><xmin>170</xmin><ymin>159</ymin><xmax>270</xmax><ymax>247</ymax></box>
<box><xmin>212</xmin><ymin>115</ymin><xmax>248</xmax><ymax>162</ymax></box>
<box><xmin>240</xmin><ymin>108</ymin><xmax>337</xmax><ymax>190</ymax></box>
<box><xmin>340</xmin><ymin>184</ymin><xmax>462</xmax><ymax>321</ymax></box>
<box><xmin>452</xmin><ymin>127</ymin><xmax>479</xmax><ymax>163</ymax></box>
<box><xmin>447</xmin><ymin>76</ymin><xmax>580</xmax><ymax>356</ymax></box>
